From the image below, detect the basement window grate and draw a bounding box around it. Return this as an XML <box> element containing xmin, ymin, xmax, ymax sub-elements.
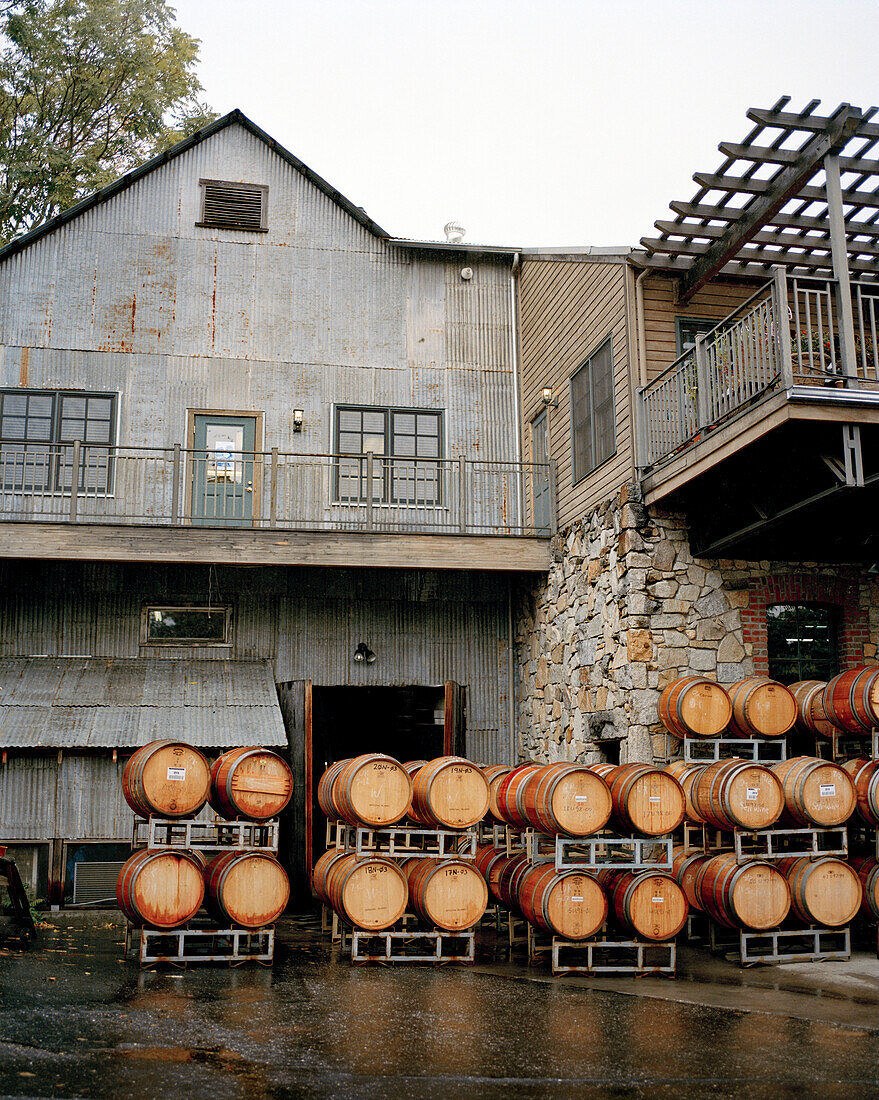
<box><xmin>198</xmin><ymin>180</ymin><xmax>268</xmax><ymax>232</ymax></box>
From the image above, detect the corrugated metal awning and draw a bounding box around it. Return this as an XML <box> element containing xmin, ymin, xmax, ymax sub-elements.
<box><xmin>0</xmin><ymin>658</ymin><xmax>287</xmax><ymax>749</ymax></box>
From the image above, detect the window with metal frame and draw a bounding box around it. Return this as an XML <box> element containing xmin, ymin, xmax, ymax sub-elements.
<box><xmin>676</xmin><ymin>317</ymin><xmax>718</xmax><ymax>357</ymax></box>
<box><xmin>767</xmin><ymin>603</ymin><xmax>840</xmax><ymax>683</ymax></box>
<box><xmin>334</xmin><ymin>406</ymin><xmax>443</xmax><ymax>505</ymax></box>
<box><xmin>0</xmin><ymin>389</ymin><xmax>116</xmax><ymax>492</ymax></box>
<box><xmin>570</xmin><ymin>337</ymin><xmax>615</xmax><ymax>484</ymax></box>
<box><xmin>141</xmin><ymin>606</ymin><xmax>232</xmax><ymax>645</ymax></box>
<box><xmin>198</xmin><ymin>179</ymin><xmax>268</xmax><ymax>231</ymax></box>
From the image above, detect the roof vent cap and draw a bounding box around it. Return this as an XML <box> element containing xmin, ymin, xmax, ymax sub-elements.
<box><xmin>444</xmin><ymin>221</ymin><xmax>465</xmax><ymax>244</ymax></box>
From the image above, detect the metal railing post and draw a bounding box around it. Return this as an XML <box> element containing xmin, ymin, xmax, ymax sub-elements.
<box><xmin>269</xmin><ymin>447</ymin><xmax>278</xmax><ymax>528</ymax></box>
<box><xmin>69</xmin><ymin>440</ymin><xmax>81</xmax><ymax>522</ymax></box>
<box><xmin>548</xmin><ymin>461</ymin><xmax>558</xmax><ymax>537</ymax></box>
<box><xmin>694</xmin><ymin>336</ymin><xmax>710</xmax><ymax>428</ymax></box>
<box><xmin>458</xmin><ymin>459</ymin><xmax>467</xmax><ymax>533</ymax></box>
<box><xmin>365</xmin><ymin>451</ymin><xmax>374</xmax><ymax>532</ymax></box>
<box><xmin>170</xmin><ymin>443</ymin><xmax>181</xmax><ymax>525</ymax></box>
<box><xmin>772</xmin><ymin>265</ymin><xmax>794</xmax><ymax>389</ymax></box>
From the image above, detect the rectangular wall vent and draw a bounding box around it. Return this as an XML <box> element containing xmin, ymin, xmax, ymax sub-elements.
<box><xmin>199</xmin><ymin>180</ymin><xmax>267</xmax><ymax>231</ymax></box>
<box><xmin>72</xmin><ymin>861</ymin><xmax>125</xmax><ymax>904</ymax></box>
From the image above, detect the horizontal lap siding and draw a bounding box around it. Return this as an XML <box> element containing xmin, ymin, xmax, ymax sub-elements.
<box><xmin>519</xmin><ymin>259</ymin><xmax>633</xmax><ymax>526</ymax></box>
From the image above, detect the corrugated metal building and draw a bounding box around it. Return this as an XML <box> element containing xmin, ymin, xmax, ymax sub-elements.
<box><xmin>0</xmin><ymin>111</ymin><xmax>550</xmax><ymax>901</ymax></box>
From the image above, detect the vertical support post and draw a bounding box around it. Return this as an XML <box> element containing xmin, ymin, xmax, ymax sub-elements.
<box><xmin>772</xmin><ymin>265</ymin><xmax>794</xmax><ymax>389</ymax></box>
<box><xmin>458</xmin><ymin>459</ymin><xmax>467</xmax><ymax>533</ymax></box>
<box><xmin>68</xmin><ymin>439</ymin><xmax>80</xmax><ymax>522</ymax></box>
<box><xmin>824</xmin><ymin>153</ymin><xmax>858</xmax><ymax>384</ymax></box>
<box><xmin>269</xmin><ymin>446</ymin><xmax>278</xmax><ymax>527</ymax></box>
<box><xmin>548</xmin><ymin>461</ymin><xmax>558</xmax><ymax>537</ymax></box>
<box><xmin>170</xmin><ymin>443</ymin><xmax>181</xmax><ymax>525</ymax></box>
<box><xmin>634</xmin><ymin>385</ymin><xmax>649</xmax><ymax>468</ymax></box>
<box><xmin>694</xmin><ymin>334</ymin><xmax>710</xmax><ymax>428</ymax></box>
<box><xmin>365</xmin><ymin>451</ymin><xmax>374</xmax><ymax>532</ymax></box>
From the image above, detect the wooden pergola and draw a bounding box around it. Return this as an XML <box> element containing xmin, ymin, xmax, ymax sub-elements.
<box><xmin>640</xmin><ymin>98</ymin><xmax>879</xmax><ymax>318</ymax></box>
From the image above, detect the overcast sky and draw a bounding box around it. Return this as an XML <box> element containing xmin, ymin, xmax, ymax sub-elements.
<box><xmin>173</xmin><ymin>0</ymin><xmax>879</xmax><ymax>248</ymax></box>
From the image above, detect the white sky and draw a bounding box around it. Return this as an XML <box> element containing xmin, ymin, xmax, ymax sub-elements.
<box><xmin>173</xmin><ymin>0</ymin><xmax>879</xmax><ymax>248</ymax></box>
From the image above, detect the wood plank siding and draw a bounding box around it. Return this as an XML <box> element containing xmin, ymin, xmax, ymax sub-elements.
<box><xmin>518</xmin><ymin>257</ymin><xmax>634</xmax><ymax>524</ymax></box>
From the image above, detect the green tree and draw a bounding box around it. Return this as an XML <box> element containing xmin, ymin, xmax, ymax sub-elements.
<box><xmin>0</xmin><ymin>0</ymin><xmax>215</xmax><ymax>243</ymax></box>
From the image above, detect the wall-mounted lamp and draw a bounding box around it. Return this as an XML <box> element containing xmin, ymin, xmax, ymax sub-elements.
<box><xmin>292</xmin><ymin>409</ymin><xmax>304</xmax><ymax>432</ymax></box>
<box><xmin>353</xmin><ymin>641</ymin><xmax>376</xmax><ymax>664</ymax></box>
<box><xmin>541</xmin><ymin>387</ymin><xmax>558</xmax><ymax>408</ymax></box>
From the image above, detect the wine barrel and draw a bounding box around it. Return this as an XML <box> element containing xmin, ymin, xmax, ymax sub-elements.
<box><xmin>331</xmin><ymin>754</ymin><xmax>413</xmax><ymax>827</ymax></box>
<box><xmin>312</xmin><ymin>851</ymin><xmax>408</xmax><ymax>930</ymax></box>
<box><xmin>822</xmin><ymin>666</ymin><xmax>879</xmax><ymax>735</ymax></box>
<box><xmin>209</xmin><ymin>747</ymin><xmax>293</xmax><ymax>821</ymax></box>
<box><xmin>775</xmin><ymin>856</ymin><xmax>861</xmax><ymax>928</ymax></box>
<box><xmin>665</xmin><ymin>761</ymin><xmax>706</xmax><ymax>823</ymax></box>
<box><xmin>473</xmin><ymin>844</ymin><xmax>509</xmax><ymax>898</ymax></box>
<box><xmin>403</xmin><ymin>760</ymin><xmax>428</xmax><ymax>777</ymax></box>
<box><xmin>850</xmin><ymin>856</ymin><xmax>879</xmax><ymax>920</ymax></box>
<box><xmin>727</xmin><ymin>677</ymin><xmax>798</xmax><ymax>738</ymax></box>
<box><xmin>588</xmin><ymin>763</ymin><xmax>685</xmax><ymax>836</ymax></box>
<box><xmin>694</xmin><ymin>854</ymin><xmax>790</xmax><ymax>930</ymax></box>
<box><xmin>659</xmin><ymin>676</ymin><xmax>732</xmax><ymax>738</ymax></box>
<box><xmin>597</xmin><ymin>869</ymin><xmax>688</xmax><ymax>941</ymax></box>
<box><xmin>515</xmin><ymin>763</ymin><xmax>612</xmax><ymax>837</ymax></box>
<box><xmin>481</xmin><ymin>764</ymin><xmax>514</xmax><ymax>821</ymax></box>
<box><xmin>789</xmin><ymin>680</ymin><xmax>835</xmax><ymax>739</ymax></box>
<box><xmin>770</xmin><ymin>756</ymin><xmax>857</xmax><ymax>827</ymax></box>
<box><xmin>410</xmin><ymin>756</ymin><xmax>490</xmax><ymax>829</ymax></box>
<box><xmin>205</xmin><ymin>851</ymin><xmax>290</xmax><ymax>928</ymax></box>
<box><xmin>121</xmin><ymin>740</ymin><xmax>211</xmax><ymax>819</ymax></box>
<box><xmin>841</xmin><ymin>758</ymin><xmax>879</xmax><ymax>826</ymax></box>
<box><xmin>403</xmin><ymin>857</ymin><xmax>488</xmax><ymax>930</ymax></box>
<box><xmin>670</xmin><ymin>845</ymin><xmax>712</xmax><ymax>911</ymax></box>
<box><xmin>691</xmin><ymin>758</ymin><xmax>784</xmax><ymax>831</ymax></box>
<box><xmin>317</xmin><ymin>759</ymin><xmax>351</xmax><ymax>819</ymax></box>
<box><xmin>516</xmin><ymin>865</ymin><xmax>607</xmax><ymax>940</ymax></box>
<box><xmin>492</xmin><ymin>853</ymin><xmax>531</xmax><ymax>908</ymax></box>
<box><xmin>495</xmin><ymin>764</ymin><xmax>546</xmax><ymax>829</ymax></box>
<box><xmin>116</xmin><ymin>848</ymin><xmax>205</xmax><ymax>929</ymax></box>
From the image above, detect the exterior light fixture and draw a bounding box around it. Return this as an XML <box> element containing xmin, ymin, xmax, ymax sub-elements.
<box><xmin>541</xmin><ymin>387</ymin><xmax>558</xmax><ymax>408</ymax></box>
<box><xmin>292</xmin><ymin>409</ymin><xmax>304</xmax><ymax>432</ymax></box>
<box><xmin>353</xmin><ymin>642</ymin><xmax>376</xmax><ymax>664</ymax></box>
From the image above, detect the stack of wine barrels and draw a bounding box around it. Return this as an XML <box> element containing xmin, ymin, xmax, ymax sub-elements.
<box><xmin>495</xmin><ymin>762</ymin><xmax>613</xmax><ymax>837</ymax></box>
<box><xmin>659</xmin><ymin>675</ymin><xmax>800</xmax><ymax>741</ymax></box>
<box><xmin>117</xmin><ymin>740</ymin><xmax>292</xmax><ymax>935</ymax></box>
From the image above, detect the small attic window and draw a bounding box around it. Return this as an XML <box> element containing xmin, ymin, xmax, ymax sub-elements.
<box><xmin>198</xmin><ymin>179</ymin><xmax>268</xmax><ymax>231</ymax></box>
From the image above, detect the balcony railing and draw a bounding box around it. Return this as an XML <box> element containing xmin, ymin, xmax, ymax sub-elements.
<box><xmin>638</xmin><ymin>268</ymin><xmax>879</xmax><ymax>467</ymax></box>
<box><xmin>0</xmin><ymin>445</ymin><xmax>554</xmax><ymax>538</ymax></box>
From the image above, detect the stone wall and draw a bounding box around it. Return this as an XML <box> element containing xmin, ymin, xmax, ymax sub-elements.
<box><xmin>514</xmin><ymin>482</ymin><xmax>879</xmax><ymax>765</ymax></box>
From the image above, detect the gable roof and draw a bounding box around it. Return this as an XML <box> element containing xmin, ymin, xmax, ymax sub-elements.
<box><xmin>0</xmin><ymin>108</ymin><xmax>391</xmax><ymax>265</ymax></box>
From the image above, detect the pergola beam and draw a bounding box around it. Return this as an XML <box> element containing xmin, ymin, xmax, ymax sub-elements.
<box><xmin>647</xmin><ymin>226</ymin><xmax>879</xmax><ymax>258</ymax></box>
<box><xmin>719</xmin><ymin>143</ymin><xmax>879</xmax><ymax>176</ymax></box>
<box><xmin>676</xmin><ymin>104</ymin><xmax>864</xmax><ymax>302</ymax></box>
<box><xmin>746</xmin><ymin>106</ymin><xmax>879</xmax><ymax>138</ymax></box>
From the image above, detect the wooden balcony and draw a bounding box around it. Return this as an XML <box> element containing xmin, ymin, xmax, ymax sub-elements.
<box><xmin>0</xmin><ymin>449</ymin><xmax>553</xmax><ymax>571</ymax></box>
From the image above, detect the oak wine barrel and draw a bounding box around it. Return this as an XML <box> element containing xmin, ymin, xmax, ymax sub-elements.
<box><xmin>311</xmin><ymin>850</ymin><xmax>408</xmax><ymax>930</ymax></box>
<box><xmin>331</xmin><ymin>754</ymin><xmax>413</xmax><ymax>827</ymax></box>
<box><xmin>121</xmin><ymin>740</ymin><xmax>211</xmax><ymax>819</ymax></box>
<box><xmin>317</xmin><ymin>759</ymin><xmax>351</xmax><ymax>819</ymax></box>
<box><xmin>596</xmin><ymin>869</ymin><xmax>688</xmax><ymax>941</ymax></box>
<box><xmin>770</xmin><ymin>756</ymin><xmax>857</xmax><ymax>827</ymax></box>
<box><xmin>492</xmin><ymin>853</ymin><xmax>531</xmax><ymax>908</ymax></box>
<box><xmin>775</xmin><ymin>856</ymin><xmax>862</xmax><ymax>928</ymax></box>
<box><xmin>670</xmin><ymin>845</ymin><xmax>712</xmax><ymax>911</ymax></box>
<box><xmin>403</xmin><ymin>857</ymin><xmax>488</xmax><ymax>930</ymax></box>
<box><xmin>727</xmin><ymin>677</ymin><xmax>798</xmax><ymax>738</ymax></box>
<box><xmin>481</xmin><ymin>764</ymin><xmax>514</xmax><ymax>821</ymax></box>
<box><xmin>694</xmin><ymin>854</ymin><xmax>790</xmax><ymax>930</ymax></box>
<box><xmin>116</xmin><ymin>848</ymin><xmax>205</xmax><ymax>929</ymax></box>
<box><xmin>841</xmin><ymin>758</ymin><xmax>879</xmax><ymax>826</ymax></box>
<box><xmin>691</xmin><ymin>758</ymin><xmax>784</xmax><ymax>831</ymax></box>
<box><xmin>495</xmin><ymin>764</ymin><xmax>546</xmax><ymax>829</ymax></box>
<box><xmin>588</xmin><ymin>763</ymin><xmax>685</xmax><ymax>836</ymax></box>
<box><xmin>473</xmin><ymin>844</ymin><xmax>509</xmax><ymax>899</ymax></box>
<box><xmin>403</xmin><ymin>760</ymin><xmax>429</xmax><ymax>777</ymax></box>
<box><xmin>205</xmin><ymin>851</ymin><xmax>290</xmax><ymax>928</ymax></box>
<box><xmin>659</xmin><ymin>676</ymin><xmax>732</xmax><ymax>738</ymax></box>
<box><xmin>850</xmin><ymin>856</ymin><xmax>879</xmax><ymax>920</ymax></box>
<box><xmin>822</xmin><ymin>666</ymin><xmax>879</xmax><ymax>735</ymax></box>
<box><xmin>502</xmin><ymin>763</ymin><xmax>612</xmax><ymax>837</ymax></box>
<box><xmin>789</xmin><ymin>680</ymin><xmax>836</xmax><ymax>739</ymax></box>
<box><xmin>209</xmin><ymin>747</ymin><xmax>293</xmax><ymax>821</ymax></box>
<box><xmin>665</xmin><ymin>761</ymin><xmax>707</xmax><ymax>823</ymax></box>
<box><xmin>410</xmin><ymin>756</ymin><xmax>490</xmax><ymax>829</ymax></box>
<box><xmin>516</xmin><ymin>865</ymin><xmax>607</xmax><ymax>940</ymax></box>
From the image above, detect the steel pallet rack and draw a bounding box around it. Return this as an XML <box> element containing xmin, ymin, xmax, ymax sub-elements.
<box><xmin>524</xmin><ymin>922</ymin><xmax>676</xmax><ymax>976</ymax></box>
<box><xmin>338</xmin><ymin>923</ymin><xmax>476</xmax><ymax>964</ymax></box>
<box><xmin>815</xmin><ymin>728</ymin><xmax>879</xmax><ymax>764</ymax></box>
<box><xmin>681</xmin><ymin>736</ymin><xmax>787</xmax><ymax>765</ymax></box>
<box><xmin>330</xmin><ymin>822</ymin><xmax>478</xmax><ymax>860</ymax></box>
<box><xmin>707</xmin><ymin>922</ymin><xmax>851</xmax><ymax>966</ymax></box>
<box><xmin>682</xmin><ymin>822</ymin><xmax>848</xmax><ymax>861</ymax></box>
<box><xmin>132</xmin><ymin>816</ymin><xmax>279</xmax><ymax>853</ymax></box>
<box><xmin>505</xmin><ymin>827</ymin><xmax>673</xmax><ymax>871</ymax></box>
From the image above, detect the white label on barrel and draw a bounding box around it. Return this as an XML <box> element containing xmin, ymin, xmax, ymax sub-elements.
<box><xmin>571</xmin><ymin>896</ymin><xmax>583</xmax><ymax>902</ymax></box>
<box><xmin>648</xmin><ymin>796</ymin><xmax>661</xmax><ymax>803</ymax></box>
<box><xmin>651</xmin><ymin>897</ymin><xmax>664</xmax><ymax>903</ymax></box>
<box><xmin>746</xmin><ymin>788</ymin><xmax>759</xmax><ymax>800</ymax></box>
<box><xmin>819</xmin><ymin>784</ymin><xmax>836</xmax><ymax>797</ymax></box>
<box><xmin>167</xmin><ymin>767</ymin><xmax>186</xmax><ymax>781</ymax></box>
<box><xmin>575</xmin><ymin>796</ymin><xmax>588</xmax><ymax>802</ymax></box>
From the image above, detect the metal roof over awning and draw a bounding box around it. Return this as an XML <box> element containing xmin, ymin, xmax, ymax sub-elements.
<box><xmin>0</xmin><ymin>657</ymin><xmax>287</xmax><ymax>749</ymax></box>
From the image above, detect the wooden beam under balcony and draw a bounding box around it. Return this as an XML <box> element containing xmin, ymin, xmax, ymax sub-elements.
<box><xmin>0</xmin><ymin>522</ymin><xmax>551</xmax><ymax>572</ymax></box>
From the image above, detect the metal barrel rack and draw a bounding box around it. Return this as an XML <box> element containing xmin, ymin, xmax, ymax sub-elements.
<box><xmin>526</xmin><ymin>922</ymin><xmax>676</xmax><ymax>976</ymax></box>
<box><xmin>815</xmin><ymin>727</ymin><xmax>879</xmax><ymax>764</ymax></box>
<box><xmin>507</xmin><ymin>826</ymin><xmax>674</xmax><ymax>871</ymax></box>
<box><xmin>333</xmin><ymin>822</ymin><xmax>478</xmax><ymax>860</ymax></box>
<box><xmin>682</xmin><ymin>736</ymin><xmax>787</xmax><ymax>764</ymax></box>
<box><xmin>708</xmin><ymin>922</ymin><xmax>851</xmax><ymax>966</ymax></box>
<box><xmin>339</xmin><ymin>923</ymin><xmax>476</xmax><ymax>964</ymax></box>
<box><xmin>682</xmin><ymin>822</ymin><xmax>848</xmax><ymax>861</ymax></box>
<box><xmin>132</xmin><ymin>816</ymin><xmax>279</xmax><ymax>853</ymax></box>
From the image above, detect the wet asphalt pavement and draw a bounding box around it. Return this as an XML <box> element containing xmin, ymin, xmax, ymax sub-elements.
<box><xmin>0</xmin><ymin>915</ymin><xmax>878</xmax><ymax>1099</ymax></box>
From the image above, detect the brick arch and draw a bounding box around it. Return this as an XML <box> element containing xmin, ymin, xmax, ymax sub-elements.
<box><xmin>741</xmin><ymin>574</ymin><xmax>869</xmax><ymax>675</ymax></box>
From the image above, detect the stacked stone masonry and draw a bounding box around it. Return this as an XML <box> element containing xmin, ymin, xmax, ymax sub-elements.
<box><xmin>514</xmin><ymin>482</ymin><xmax>879</xmax><ymax>766</ymax></box>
